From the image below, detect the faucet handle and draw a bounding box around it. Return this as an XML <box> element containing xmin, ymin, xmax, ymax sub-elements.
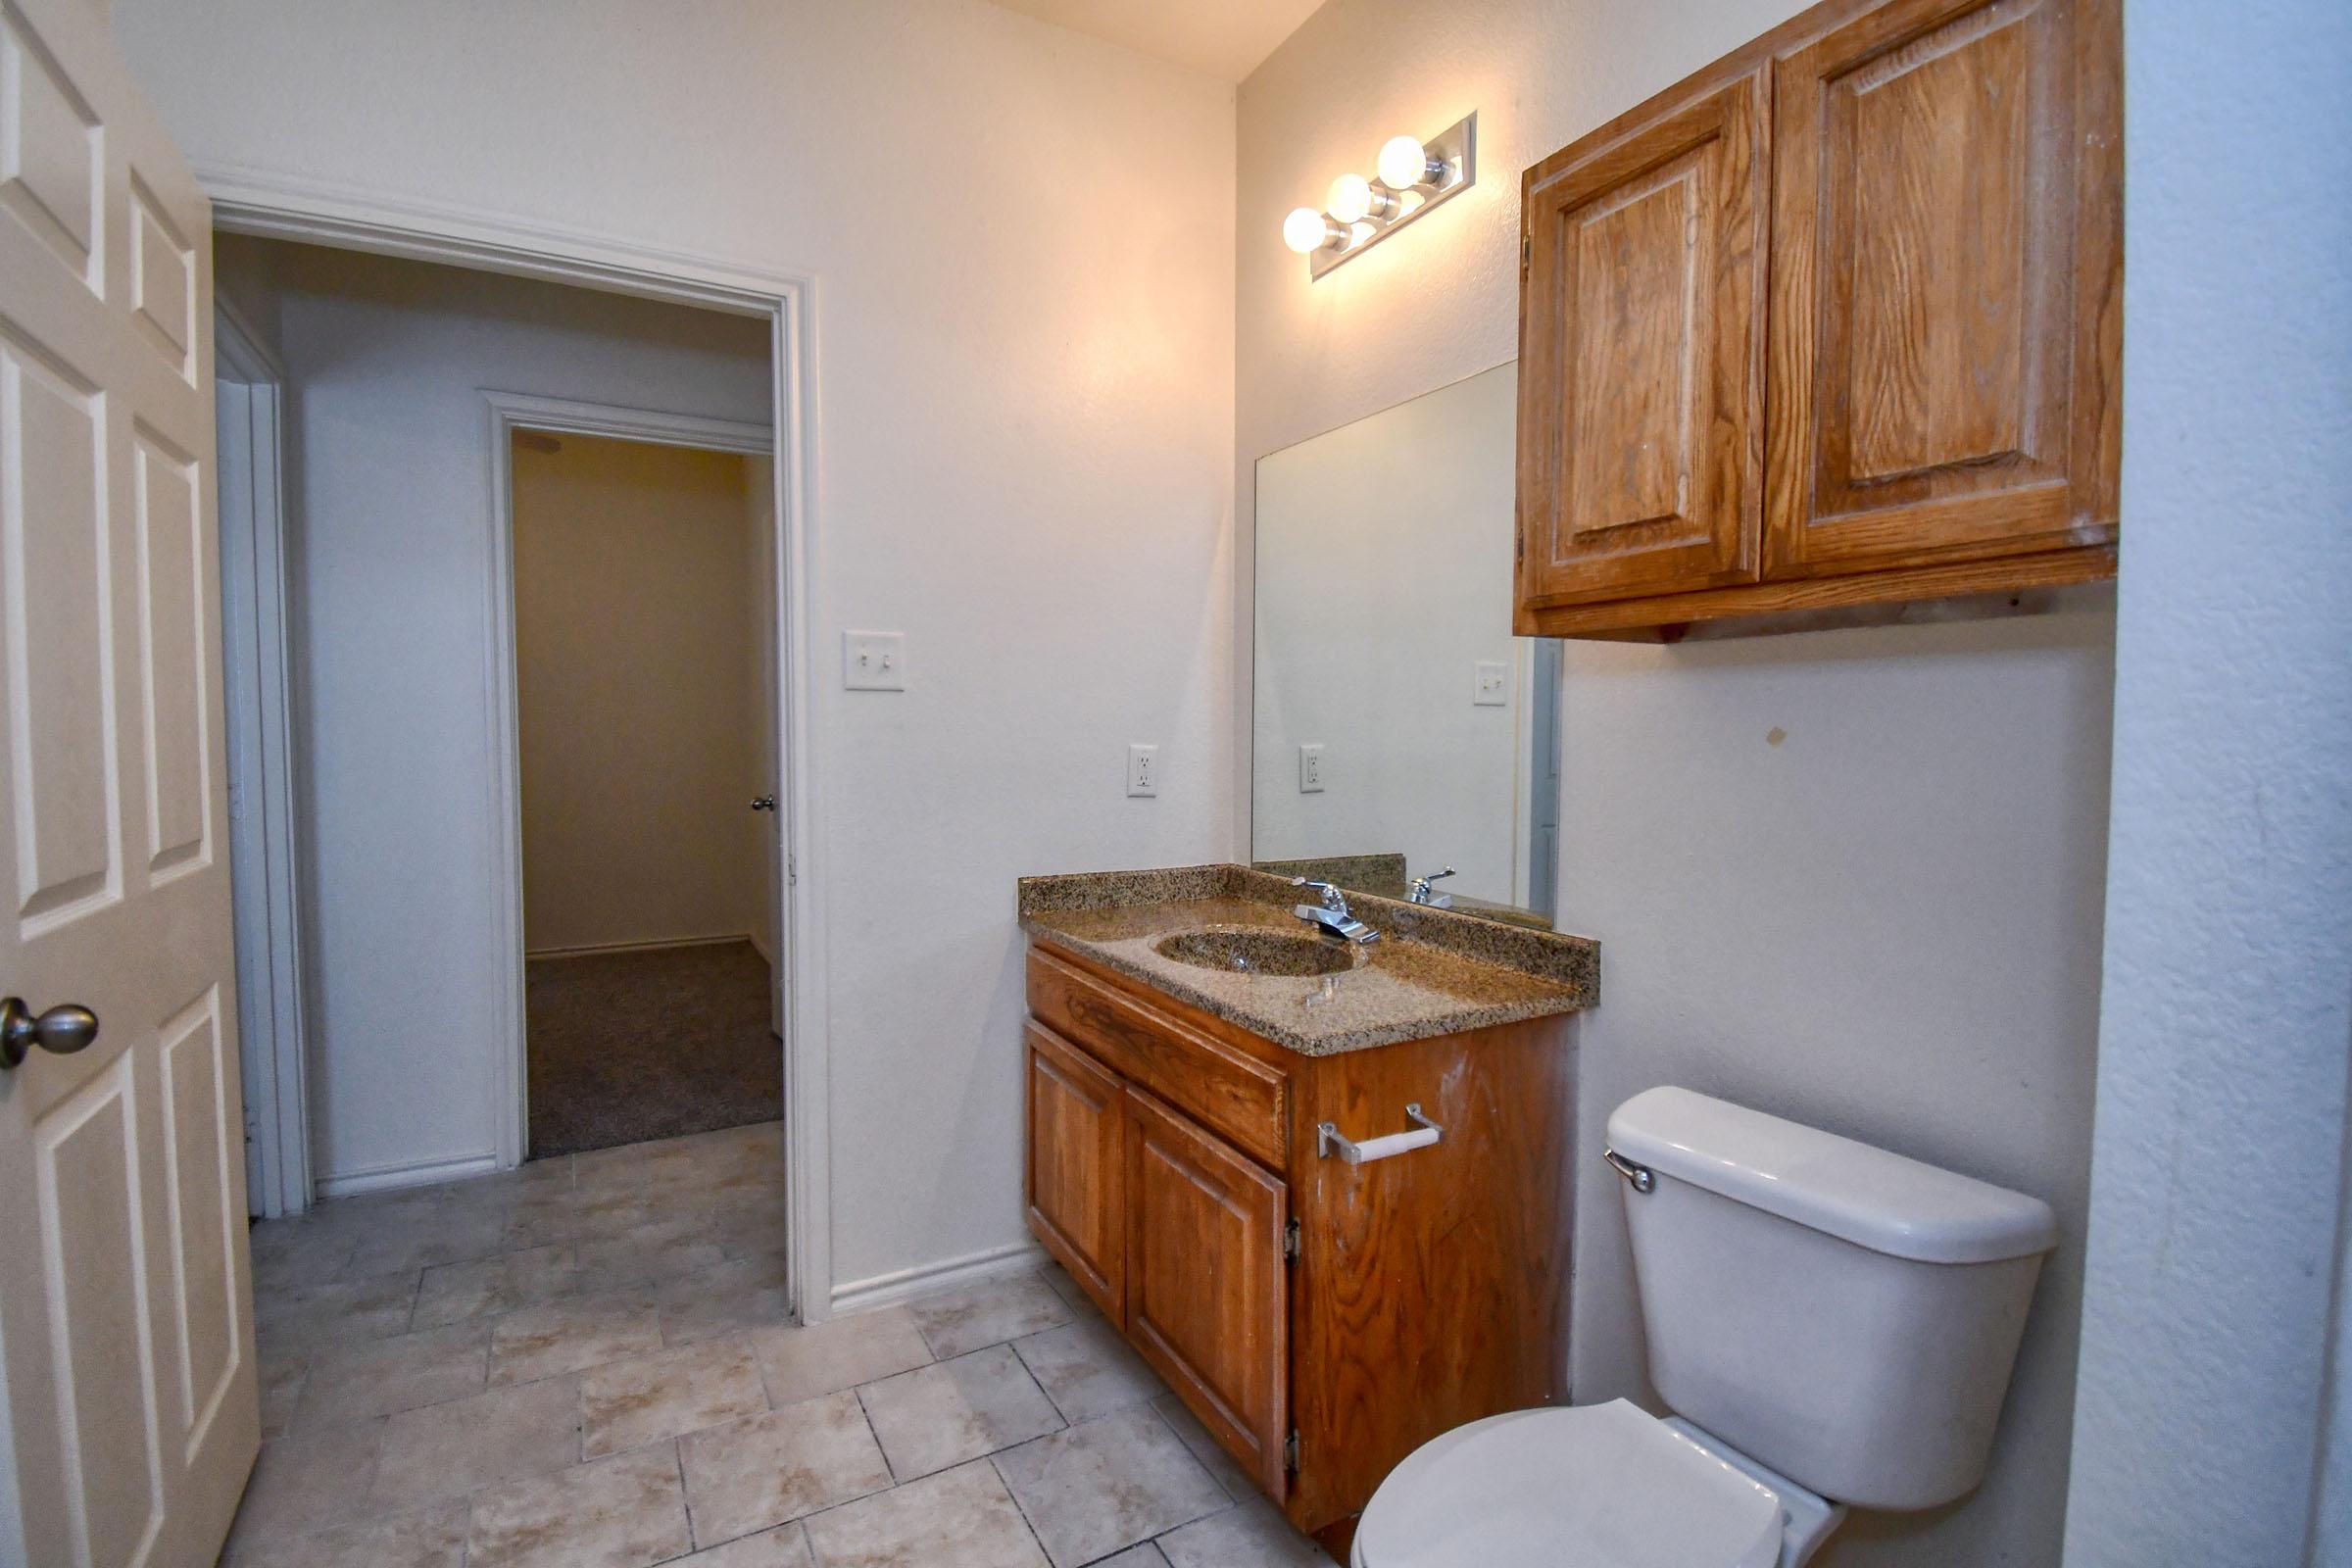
<box><xmin>1406</xmin><ymin>866</ymin><xmax>1457</xmax><ymax>905</ymax></box>
<box><xmin>1291</xmin><ymin>877</ymin><xmax>1348</xmax><ymax>912</ymax></box>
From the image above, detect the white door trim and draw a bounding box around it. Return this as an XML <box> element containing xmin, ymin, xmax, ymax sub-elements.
<box><xmin>214</xmin><ymin>300</ymin><xmax>312</xmax><ymax>1218</ymax></box>
<box><xmin>484</xmin><ymin>389</ymin><xmax>773</xmax><ymax>1174</ymax></box>
<box><xmin>202</xmin><ymin>168</ymin><xmax>836</xmax><ymax>1323</ymax></box>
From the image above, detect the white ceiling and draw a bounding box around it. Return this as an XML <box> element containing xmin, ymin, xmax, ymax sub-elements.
<box><xmin>981</xmin><ymin>0</ymin><xmax>1325</xmax><ymax>82</ymax></box>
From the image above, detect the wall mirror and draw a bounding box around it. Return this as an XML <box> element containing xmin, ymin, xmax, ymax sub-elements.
<box><xmin>1251</xmin><ymin>362</ymin><xmax>1561</xmax><ymax>928</ymax></box>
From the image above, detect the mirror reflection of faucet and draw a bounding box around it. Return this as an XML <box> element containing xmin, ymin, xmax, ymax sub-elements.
<box><xmin>1407</xmin><ymin>866</ymin><xmax>1456</xmax><ymax>906</ymax></box>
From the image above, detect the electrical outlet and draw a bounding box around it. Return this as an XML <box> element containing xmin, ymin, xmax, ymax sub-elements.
<box><xmin>843</xmin><ymin>631</ymin><xmax>906</xmax><ymax>690</ymax></box>
<box><xmin>1298</xmin><ymin>742</ymin><xmax>1326</xmax><ymax>793</ymax></box>
<box><xmin>1473</xmin><ymin>661</ymin><xmax>1509</xmax><ymax>707</ymax></box>
<box><xmin>1127</xmin><ymin>743</ymin><xmax>1158</xmax><ymax>797</ymax></box>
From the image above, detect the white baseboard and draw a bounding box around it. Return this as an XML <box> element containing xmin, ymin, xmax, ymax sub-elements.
<box><xmin>525</xmin><ymin>932</ymin><xmax>757</xmax><ymax>960</ymax></box>
<box><xmin>315</xmin><ymin>1151</ymin><xmax>502</xmax><ymax>1200</ymax></box>
<box><xmin>828</xmin><ymin>1240</ymin><xmax>1048</xmax><ymax>1317</ymax></box>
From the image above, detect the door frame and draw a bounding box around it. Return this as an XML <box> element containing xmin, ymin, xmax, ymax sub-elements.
<box><xmin>485</xmin><ymin>391</ymin><xmax>774</xmax><ymax>1168</ymax></box>
<box><xmin>201</xmin><ymin>168</ymin><xmax>837</xmax><ymax>1323</ymax></box>
<box><xmin>213</xmin><ymin>298</ymin><xmax>313</xmax><ymax>1218</ymax></box>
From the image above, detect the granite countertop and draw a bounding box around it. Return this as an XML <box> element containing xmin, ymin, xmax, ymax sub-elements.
<box><xmin>1017</xmin><ymin>863</ymin><xmax>1598</xmax><ymax>1056</ymax></box>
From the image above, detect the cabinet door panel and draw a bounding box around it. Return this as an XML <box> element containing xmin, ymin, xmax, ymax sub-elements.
<box><xmin>1026</xmin><ymin>1023</ymin><xmax>1126</xmax><ymax>1323</ymax></box>
<box><xmin>1125</xmin><ymin>1087</ymin><xmax>1288</xmax><ymax>1499</ymax></box>
<box><xmin>1767</xmin><ymin>0</ymin><xmax>2122</xmax><ymax>576</ymax></box>
<box><xmin>1517</xmin><ymin>69</ymin><xmax>1767</xmax><ymax>610</ymax></box>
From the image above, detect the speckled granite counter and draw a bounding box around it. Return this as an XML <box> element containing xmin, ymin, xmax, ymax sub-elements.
<box><xmin>1017</xmin><ymin>863</ymin><xmax>1597</xmax><ymax>1055</ymax></box>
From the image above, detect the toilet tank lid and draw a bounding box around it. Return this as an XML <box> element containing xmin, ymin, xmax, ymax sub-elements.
<box><xmin>1607</xmin><ymin>1088</ymin><xmax>2059</xmax><ymax>1265</ymax></box>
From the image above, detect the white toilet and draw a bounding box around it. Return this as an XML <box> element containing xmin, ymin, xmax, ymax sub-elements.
<box><xmin>1350</xmin><ymin>1086</ymin><xmax>2058</xmax><ymax>1568</ymax></box>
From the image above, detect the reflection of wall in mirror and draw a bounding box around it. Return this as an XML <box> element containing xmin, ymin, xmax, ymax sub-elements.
<box><xmin>1251</xmin><ymin>363</ymin><xmax>1540</xmax><ymax>908</ymax></box>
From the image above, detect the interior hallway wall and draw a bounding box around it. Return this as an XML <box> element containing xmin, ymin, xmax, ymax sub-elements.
<box><xmin>513</xmin><ymin>434</ymin><xmax>764</xmax><ymax>956</ymax></box>
<box><xmin>214</xmin><ymin>234</ymin><xmax>772</xmax><ymax>1190</ymax></box>
<box><xmin>132</xmin><ymin>1</ymin><xmax>1238</xmax><ymax>1288</ymax></box>
<box><xmin>1236</xmin><ymin>3</ymin><xmax>2113</xmax><ymax>1564</ymax></box>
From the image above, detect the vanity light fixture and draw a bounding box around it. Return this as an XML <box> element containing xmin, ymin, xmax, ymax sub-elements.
<box><xmin>1284</xmin><ymin>113</ymin><xmax>1477</xmax><ymax>280</ymax></box>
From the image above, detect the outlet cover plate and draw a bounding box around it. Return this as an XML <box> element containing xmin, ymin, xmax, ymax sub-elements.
<box><xmin>1298</xmin><ymin>742</ymin><xmax>1326</xmax><ymax>793</ymax></box>
<box><xmin>1127</xmin><ymin>743</ymin><xmax>1158</xmax><ymax>798</ymax></box>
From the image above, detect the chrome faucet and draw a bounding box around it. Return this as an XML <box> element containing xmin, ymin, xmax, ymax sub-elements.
<box><xmin>1292</xmin><ymin>878</ymin><xmax>1381</xmax><ymax>945</ymax></box>
<box><xmin>1406</xmin><ymin>866</ymin><xmax>1457</xmax><ymax>907</ymax></box>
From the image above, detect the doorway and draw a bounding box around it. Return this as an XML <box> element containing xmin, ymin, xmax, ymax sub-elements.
<box><xmin>200</xmin><ymin>189</ymin><xmax>832</xmax><ymax>1323</ymax></box>
<box><xmin>506</xmin><ymin>422</ymin><xmax>783</xmax><ymax>1155</ymax></box>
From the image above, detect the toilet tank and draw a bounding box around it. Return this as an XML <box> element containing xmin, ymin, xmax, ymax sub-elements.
<box><xmin>1606</xmin><ymin>1088</ymin><xmax>2057</xmax><ymax>1512</ymax></box>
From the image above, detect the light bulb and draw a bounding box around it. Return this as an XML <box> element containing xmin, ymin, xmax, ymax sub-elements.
<box><xmin>1283</xmin><ymin>207</ymin><xmax>1341</xmax><ymax>254</ymax></box>
<box><xmin>1326</xmin><ymin>172</ymin><xmax>1377</xmax><ymax>224</ymax></box>
<box><xmin>1378</xmin><ymin>134</ymin><xmax>1441</xmax><ymax>190</ymax></box>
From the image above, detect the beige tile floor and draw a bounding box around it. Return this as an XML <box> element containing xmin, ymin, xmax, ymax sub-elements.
<box><xmin>227</xmin><ymin>1121</ymin><xmax>1338</xmax><ymax>1568</ymax></box>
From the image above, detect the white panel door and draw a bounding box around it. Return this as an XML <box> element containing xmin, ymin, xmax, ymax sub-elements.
<box><xmin>0</xmin><ymin>1</ymin><xmax>257</xmax><ymax>1565</ymax></box>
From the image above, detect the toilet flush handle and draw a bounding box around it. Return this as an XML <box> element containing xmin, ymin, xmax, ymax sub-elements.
<box><xmin>1602</xmin><ymin>1147</ymin><xmax>1655</xmax><ymax>1195</ymax></box>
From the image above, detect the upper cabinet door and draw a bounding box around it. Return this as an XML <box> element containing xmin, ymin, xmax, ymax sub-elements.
<box><xmin>1766</xmin><ymin>0</ymin><xmax>2122</xmax><ymax>578</ymax></box>
<box><xmin>1517</xmin><ymin>69</ymin><xmax>1769</xmax><ymax>612</ymax></box>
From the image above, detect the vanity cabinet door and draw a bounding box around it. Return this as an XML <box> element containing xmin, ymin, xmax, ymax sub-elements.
<box><xmin>1026</xmin><ymin>1023</ymin><xmax>1127</xmax><ymax>1323</ymax></box>
<box><xmin>1515</xmin><ymin>67</ymin><xmax>1769</xmax><ymax>612</ymax></box>
<box><xmin>1764</xmin><ymin>0</ymin><xmax>2122</xmax><ymax>578</ymax></box>
<box><xmin>1125</xmin><ymin>1086</ymin><xmax>1290</xmax><ymax>1499</ymax></box>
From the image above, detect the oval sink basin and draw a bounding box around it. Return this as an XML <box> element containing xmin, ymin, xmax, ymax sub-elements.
<box><xmin>1154</xmin><ymin>925</ymin><xmax>1362</xmax><ymax>978</ymax></box>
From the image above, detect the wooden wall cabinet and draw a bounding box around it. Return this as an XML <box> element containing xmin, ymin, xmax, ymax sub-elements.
<box><xmin>1024</xmin><ymin>943</ymin><xmax>1573</xmax><ymax>1546</ymax></box>
<box><xmin>1515</xmin><ymin>0</ymin><xmax>2121</xmax><ymax>640</ymax></box>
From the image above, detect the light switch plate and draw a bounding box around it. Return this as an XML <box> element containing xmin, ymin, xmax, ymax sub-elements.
<box><xmin>844</xmin><ymin>631</ymin><xmax>906</xmax><ymax>691</ymax></box>
<box><xmin>1473</xmin><ymin>661</ymin><xmax>1509</xmax><ymax>707</ymax></box>
<box><xmin>1298</xmin><ymin>742</ymin><xmax>1326</xmax><ymax>793</ymax></box>
<box><xmin>1127</xmin><ymin>743</ymin><xmax>1158</xmax><ymax>798</ymax></box>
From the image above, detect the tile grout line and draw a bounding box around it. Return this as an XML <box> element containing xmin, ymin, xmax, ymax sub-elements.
<box><xmin>987</xmin><ymin>1449</ymin><xmax>1061</xmax><ymax>1568</ymax></box>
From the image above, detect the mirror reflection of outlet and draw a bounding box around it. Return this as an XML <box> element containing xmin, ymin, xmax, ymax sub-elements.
<box><xmin>1298</xmin><ymin>742</ymin><xmax>1326</xmax><ymax>793</ymax></box>
<box><xmin>844</xmin><ymin>631</ymin><xmax>906</xmax><ymax>690</ymax></box>
<box><xmin>1473</xmin><ymin>661</ymin><xmax>1509</xmax><ymax>707</ymax></box>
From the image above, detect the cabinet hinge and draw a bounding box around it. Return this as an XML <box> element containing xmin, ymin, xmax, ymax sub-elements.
<box><xmin>1283</xmin><ymin>1216</ymin><xmax>1300</xmax><ymax>1263</ymax></box>
<box><xmin>1285</xmin><ymin>1430</ymin><xmax>1301</xmax><ymax>1473</ymax></box>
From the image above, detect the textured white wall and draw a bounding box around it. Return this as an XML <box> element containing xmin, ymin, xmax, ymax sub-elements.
<box><xmin>217</xmin><ymin>237</ymin><xmax>774</xmax><ymax>1186</ymax></box>
<box><xmin>1238</xmin><ymin>3</ymin><xmax>2114</xmax><ymax>1563</ymax></box>
<box><xmin>512</xmin><ymin>436</ymin><xmax>765</xmax><ymax>956</ymax></box>
<box><xmin>2063</xmin><ymin>0</ymin><xmax>2352</xmax><ymax>1559</ymax></box>
<box><xmin>126</xmin><ymin>0</ymin><xmax>1237</xmax><ymax>1288</ymax></box>
<box><xmin>1252</xmin><ymin>364</ymin><xmax>1526</xmax><ymax>905</ymax></box>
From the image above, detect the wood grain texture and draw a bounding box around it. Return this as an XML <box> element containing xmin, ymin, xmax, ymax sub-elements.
<box><xmin>1516</xmin><ymin>69</ymin><xmax>1769</xmax><ymax>608</ymax></box>
<box><xmin>1765</xmin><ymin>0</ymin><xmax>2123</xmax><ymax>577</ymax></box>
<box><xmin>1281</xmin><ymin>1018</ymin><xmax>1574</xmax><ymax>1536</ymax></box>
<box><xmin>1125</xmin><ymin>1085</ymin><xmax>1291</xmax><ymax>1500</ymax></box>
<box><xmin>1515</xmin><ymin>541</ymin><xmax>2115</xmax><ymax>639</ymax></box>
<box><xmin>1511</xmin><ymin>0</ymin><xmax>2121</xmax><ymax>638</ymax></box>
<box><xmin>1027</xmin><ymin>946</ymin><xmax>1290</xmax><ymax>1169</ymax></box>
<box><xmin>1026</xmin><ymin>1021</ymin><xmax>1127</xmax><ymax>1324</ymax></box>
<box><xmin>1023</xmin><ymin>943</ymin><xmax>1579</xmax><ymax>1537</ymax></box>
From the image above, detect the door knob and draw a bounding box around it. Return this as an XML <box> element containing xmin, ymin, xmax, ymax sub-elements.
<box><xmin>1</xmin><ymin>998</ymin><xmax>100</xmax><ymax>1069</ymax></box>
<box><xmin>750</xmin><ymin>796</ymin><xmax>776</xmax><ymax>811</ymax></box>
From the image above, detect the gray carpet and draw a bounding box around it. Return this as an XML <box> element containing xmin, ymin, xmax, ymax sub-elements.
<box><xmin>526</xmin><ymin>939</ymin><xmax>781</xmax><ymax>1158</ymax></box>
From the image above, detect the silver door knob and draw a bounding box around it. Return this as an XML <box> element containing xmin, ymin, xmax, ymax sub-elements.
<box><xmin>750</xmin><ymin>796</ymin><xmax>776</xmax><ymax>812</ymax></box>
<box><xmin>1</xmin><ymin>998</ymin><xmax>100</xmax><ymax>1069</ymax></box>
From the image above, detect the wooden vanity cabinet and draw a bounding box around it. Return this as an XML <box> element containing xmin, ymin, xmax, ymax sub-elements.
<box><xmin>1023</xmin><ymin>942</ymin><xmax>1574</xmax><ymax>1544</ymax></box>
<box><xmin>1516</xmin><ymin>0</ymin><xmax>2122</xmax><ymax>640</ymax></box>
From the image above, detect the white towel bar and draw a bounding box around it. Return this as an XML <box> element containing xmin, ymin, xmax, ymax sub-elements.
<box><xmin>1317</xmin><ymin>1102</ymin><xmax>1444</xmax><ymax>1165</ymax></box>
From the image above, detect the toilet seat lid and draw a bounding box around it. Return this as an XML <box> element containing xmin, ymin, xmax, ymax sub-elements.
<box><xmin>1353</xmin><ymin>1399</ymin><xmax>1783</xmax><ymax>1568</ymax></box>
